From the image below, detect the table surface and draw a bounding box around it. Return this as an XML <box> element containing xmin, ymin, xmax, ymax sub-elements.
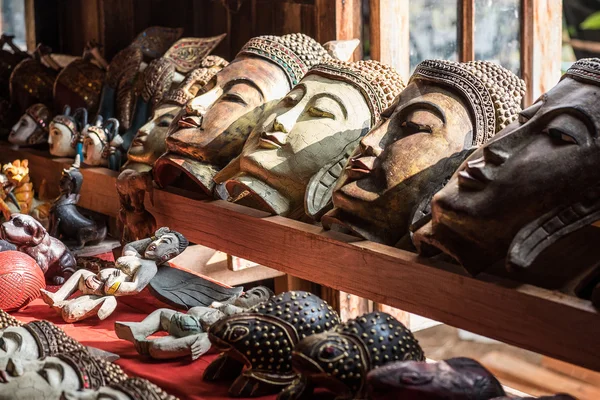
<box><xmin>11</xmin><ymin>298</ymin><xmax>276</xmax><ymax>400</ymax></box>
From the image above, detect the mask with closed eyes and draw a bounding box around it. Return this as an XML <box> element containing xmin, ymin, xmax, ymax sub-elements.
<box><xmin>414</xmin><ymin>58</ymin><xmax>600</xmax><ymax>287</ymax></box>
<box><xmin>215</xmin><ymin>59</ymin><xmax>404</xmax><ymax>220</ymax></box>
<box><xmin>153</xmin><ymin>33</ymin><xmax>331</xmax><ymax>196</ymax></box>
<box><xmin>0</xmin><ymin>350</ymin><xmax>126</xmax><ymax>400</ymax></box>
<box><xmin>323</xmin><ymin>60</ymin><xmax>525</xmax><ymax>248</ymax></box>
<box><xmin>125</xmin><ymin>56</ymin><xmax>228</xmax><ymax>173</ymax></box>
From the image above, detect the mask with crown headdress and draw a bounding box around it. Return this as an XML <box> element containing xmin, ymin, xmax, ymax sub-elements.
<box><xmin>119</xmin><ymin>34</ymin><xmax>226</xmax><ymax>164</ymax></box>
<box><xmin>153</xmin><ymin>33</ymin><xmax>336</xmax><ymax>197</ymax></box>
<box><xmin>412</xmin><ymin>58</ymin><xmax>600</xmax><ymax>295</ymax></box>
<box><xmin>323</xmin><ymin>59</ymin><xmax>526</xmax><ymax>250</ymax></box>
<box><xmin>125</xmin><ymin>55</ymin><xmax>229</xmax><ymax>173</ymax></box>
<box><xmin>0</xmin><ymin>349</ymin><xmax>127</xmax><ymax>400</ymax></box>
<box><xmin>215</xmin><ymin>59</ymin><xmax>404</xmax><ymax>221</ymax></box>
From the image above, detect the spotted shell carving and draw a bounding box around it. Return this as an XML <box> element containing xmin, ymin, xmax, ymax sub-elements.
<box><xmin>291</xmin><ymin>312</ymin><xmax>425</xmax><ymax>398</ymax></box>
<box><xmin>209</xmin><ymin>291</ymin><xmax>340</xmax><ymax>378</ymax></box>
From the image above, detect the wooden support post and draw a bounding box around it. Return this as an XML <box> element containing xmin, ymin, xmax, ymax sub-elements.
<box><xmin>458</xmin><ymin>0</ymin><xmax>475</xmax><ymax>62</ymax></box>
<box><xmin>24</xmin><ymin>0</ymin><xmax>36</xmax><ymax>51</ymax></box>
<box><xmin>369</xmin><ymin>0</ymin><xmax>410</xmax><ymax>81</ymax></box>
<box><xmin>521</xmin><ymin>0</ymin><xmax>563</xmax><ymax>105</ymax></box>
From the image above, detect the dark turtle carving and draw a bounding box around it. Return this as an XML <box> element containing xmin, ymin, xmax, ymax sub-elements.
<box><xmin>205</xmin><ymin>290</ymin><xmax>341</xmax><ymax>397</ymax></box>
<box><xmin>281</xmin><ymin>312</ymin><xmax>425</xmax><ymax>400</ymax></box>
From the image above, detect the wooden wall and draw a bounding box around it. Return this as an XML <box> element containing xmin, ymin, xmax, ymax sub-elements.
<box><xmin>34</xmin><ymin>0</ymin><xmax>361</xmax><ymax>62</ymax></box>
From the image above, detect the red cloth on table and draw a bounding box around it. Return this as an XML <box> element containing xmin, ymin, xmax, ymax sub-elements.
<box><xmin>10</xmin><ymin>298</ymin><xmax>277</xmax><ymax>400</ymax></box>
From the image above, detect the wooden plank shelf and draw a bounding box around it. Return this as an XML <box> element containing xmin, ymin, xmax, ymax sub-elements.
<box><xmin>2</xmin><ymin>144</ymin><xmax>600</xmax><ymax>372</ymax></box>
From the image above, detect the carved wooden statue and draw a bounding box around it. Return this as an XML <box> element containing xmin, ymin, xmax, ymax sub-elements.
<box><xmin>413</xmin><ymin>58</ymin><xmax>600</xmax><ymax>288</ymax></box>
<box><xmin>215</xmin><ymin>59</ymin><xmax>404</xmax><ymax>220</ymax></box>
<box><xmin>40</xmin><ymin>227</ymin><xmax>189</xmax><ymax>322</ymax></box>
<box><xmin>114</xmin><ymin>286</ymin><xmax>274</xmax><ymax>360</ymax></box>
<box><xmin>125</xmin><ymin>56</ymin><xmax>228</xmax><ymax>173</ymax></box>
<box><xmin>116</xmin><ymin>168</ymin><xmax>156</xmax><ymax>244</ymax></box>
<box><xmin>0</xmin><ymin>349</ymin><xmax>127</xmax><ymax>400</ymax></box>
<box><xmin>204</xmin><ymin>291</ymin><xmax>340</xmax><ymax>398</ymax></box>
<box><xmin>153</xmin><ymin>33</ymin><xmax>332</xmax><ymax>196</ymax></box>
<box><xmin>323</xmin><ymin>60</ymin><xmax>525</xmax><ymax>249</ymax></box>
<box><xmin>49</xmin><ymin>156</ymin><xmax>107</xmax><ymax>249</ymax></box>
<box><xmin>0</xmin><ymin>213</ymin><xmax>77</xmax><ymax>284</ymax></box>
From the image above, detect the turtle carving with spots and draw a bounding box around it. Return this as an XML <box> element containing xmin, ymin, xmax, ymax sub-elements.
<box><xmin>204</xmin><ymin>291</ymin><xmax>341</xmax><ymax>397</ymax></box>
<box><xmin>281</xmin><ymin>312</ymin><xmax>425</xmax><ymax>400</ymax></box>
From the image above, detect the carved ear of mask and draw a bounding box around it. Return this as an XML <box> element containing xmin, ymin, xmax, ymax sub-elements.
<box><xmin>323</xmin><ymin>39</ymin><xmax>360</xmax><ymax>61</ymax></box>
<box><xmin>507</xmin><ymin>183</ymin><xmax>600</xmax><ymax>272</ymax></box>
<box><xmin>305</xmin><ymin>142</ymin><xmax>356</xmax><ymax>221</ymax></box>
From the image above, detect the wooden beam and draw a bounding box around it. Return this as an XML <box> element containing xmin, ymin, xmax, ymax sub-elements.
<box><xmin>24</xmin><ymin>0</ymin><xmax>36</xmax><ymax>51</ymax></box>
<box><xmin>521</xmin><ymin>0</ymin><xmax>562</xmax><ymax>105</ymax></box>
<box><xmin>370</xmin><ymin>0</ymin><xmax>409</xmax><ymax>81</ymax></box>
<box><xmin>458</xmin><ymin>0</ymin><xmax>474</xmax><ymax>62</ymax></box>
<box><xmin>3</xmin><ymin>146</ymin><xmax>600</xmax><ymax>372</ymax></box>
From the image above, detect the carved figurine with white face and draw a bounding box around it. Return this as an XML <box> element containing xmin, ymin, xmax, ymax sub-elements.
<box><xmin>414</xmin><ymin>58</ymin><xmax>600</xmax><ymax>281</ymax></box>
<box><xmin>153</xmin><ymin>33</ymin><xmax>331</xmax><ymax>195</ymax></box>
<box><xmin>125</xmin><ymin>56</ymin><xmax>228</xmax><ymax>172</ymax></box>
<box><xmin>0</xmin><ymin>320</ymin><xmax>83</xmax><ymax>370</ymax></box>
<box><xmin>9</xmin><ymin>104</ymin><xmax>51</xmax><ymax>146</ymax></box>
<box><xmin>216</xmin><ymin>59</ymin><xmax>405</xmax><ymax>220</ymax></box>
<box><xmin>0</xmin><ymin>349</ymin><xmax>126</xmax><ymax>400</ymax></box>
<box><xmin>62</xmin><ymin>377</ymin><xmax>179</xmax><ymax>400</ymax></box>
<box><xmin>323</xmin><ymin>60</ymin><xmax>525</xmax><ymax>247</ymax></box>
<box><xmin>48</xmin><ymin>107</ymin><xmax>88</xmax><ymax>158</ymax></box>
<box><xmin>82</xmin><ymin>117</ymin><xmax>122</xmax><ymax>170</ymax></box>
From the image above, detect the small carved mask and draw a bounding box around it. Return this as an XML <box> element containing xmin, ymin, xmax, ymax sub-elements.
<box><xmin>9</xmin><ymin>103</ymin><xmax>50</xmax><ymax>146</ymax></box>
<box><xmin>415</xmin><ymin>73</ymin><xmax>600</xmax><ymax>273</ymax></box>
<box><xmin>48</xmin><ymin>107</ymin><xmax>88</xmax><ymax>158</ymax></box>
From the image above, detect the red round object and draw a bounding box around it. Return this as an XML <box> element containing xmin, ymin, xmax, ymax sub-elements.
<box><xmin>0</xmin><ymin>251</ymin><xmax>46</xmax><ymax>311</ymax></box>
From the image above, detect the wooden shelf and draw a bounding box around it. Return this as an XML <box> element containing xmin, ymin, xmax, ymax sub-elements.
<box><xmin>2</xmin><ymin>145</ymin><xmax>599</xmax><ymax>372</ymax></box>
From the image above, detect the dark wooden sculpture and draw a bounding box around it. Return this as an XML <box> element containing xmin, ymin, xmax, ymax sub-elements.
<box><xmin>204</xmin><ymin>291</ymin><xmax>340</xmax><ymax>398</ymax></box>
<box><xmin>49</xmin><ymin>156</ymin><xmax>107</xmax><ymax>249</ymax></box>
<box><xmin>413</xmin><ymin>58</ymin><xmax>600</xmax><ymax>288</ymax></box>
<box><xmin>281</xmin><ymin>311</ymin><xmax>424</xmax><ymax>400</ymax></box>
<box><xmin>367</xmin><ymin>358</ymin><xmax>505</xmax><ymax>400</ymax></box>
<box><xmin>0</xmin><ymin>213</ymin><xmax>77</xmax><ymax>284</ymax></box>
<box><xmin>116</xmin><ymin>169</ymin><xmax>156</xmax><ymax>244</ymax></box>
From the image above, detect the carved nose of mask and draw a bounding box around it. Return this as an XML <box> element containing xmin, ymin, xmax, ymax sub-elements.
<box><xmin>482</xmin><ymin>145</ymin><xmax>509</xmax><ymax>165</ymax></box>
<box><xmin>178</xmin><ymin>115</ymin><xmax>203</xmax><ymax>129</ymax></box>
<box><xmin>5</xmin><ymin>358</ymin><xmax>23</xmax><ymax>377</ymax></box>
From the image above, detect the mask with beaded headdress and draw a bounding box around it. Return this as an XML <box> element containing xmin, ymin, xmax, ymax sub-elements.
<box><xmin>323</xmin><ymin>59</ymin><xmax>525</xmax><ymax>249</ymax></box>
<box><xmin>413</xmin><ymin>59</ymin><xmax>600</xmax><ymax>289</ymax></box>
<box><xmin>153</xmin><ymin>33</ymin><xmax>332</xmax><ymax>196</ymax></box>
<box><xmin>0</xmin><ymin>349</ymin><xmax>127</xmax><ymax>400</ymax></box>
<box><xmin>0</xmin><ymin>320</ymin><xmax>85</xmax><ymax>370</ymax></box>
<box><xmin>215</xmin><ymin>59</ymin><xmax>405</xmax><ymax>221</ymax></box>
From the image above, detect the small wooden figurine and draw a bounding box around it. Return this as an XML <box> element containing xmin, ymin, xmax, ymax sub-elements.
<box><xmin>48</xmin><ymin>155</ymin><xmax>107</xmax><ymax>249</ymax></box>
<box><xmin>116</xmin><ymin>168</ymin><xmax>156</xmax><ymax>244</ymax></box>
<box><xmin>0</xmin><ymin>213</ymin><xmax>77</xmax><ymax>284</ymax></box>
